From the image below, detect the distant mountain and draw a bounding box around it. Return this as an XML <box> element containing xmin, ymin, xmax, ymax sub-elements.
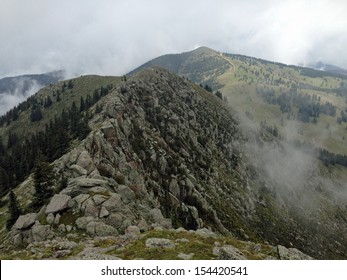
<box><xmin>0</xmin><ymin>70</ymin><xmax>65</xmax><ymax>116</ymax></box>
<box><xmin>129</xmin><ymin>47</ymin><xmax>230</xmax><ymax>89</ymax></box>
<box><xmin>308</xmin><ymin>61</ymin><xmax>347</xmax><ymax>76</ymax></box>
<box><xmin>0</xmin><ymin>70</ymin><xmax>65</xmax><ymax>95</ymax></box>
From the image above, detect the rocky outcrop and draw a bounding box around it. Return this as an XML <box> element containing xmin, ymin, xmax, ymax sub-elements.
<box><xmin>277</xmin><ymin>245</ymin><xmax>313</xmax><ymax>260</ymax></box>
<box><xmin>5</xmin><ymin>67</ymin><xmax>317</xmax><ymax>260</ymax></box>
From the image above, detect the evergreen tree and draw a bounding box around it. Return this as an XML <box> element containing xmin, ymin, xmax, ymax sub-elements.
<box><xmin>80</xmin><ymin>96</ymin><xmax>86</xmax><ymax>112</ymax></box>
<box><xmin>31</xmin><ymin>160</ymin><xmax>54</xmax><ymax>210</ymax></box>
<box><xmin>6</xmin><ymin>191</ymin><xmax>22</xmax><ymax>230</ymax></box>
<box><xmin>30</xmin><ymin>105</ymin><xmax>43</xmax><ymax>122</ymax></box>
<box><xmin>0</xmin><ymin>167</ymin><xmax>9</xmax><ymax>196</ymax></box>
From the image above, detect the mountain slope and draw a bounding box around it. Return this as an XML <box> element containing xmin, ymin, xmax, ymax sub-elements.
<box><xmin>129</xmin><ymin>47</ymin><xmax>231</xmax><ymax>89</ymax></box>
<box><xmin>0</xmin><ymin>67</ymin><xmax>346</xmax><ymax>259</ymax></box>
<box><xmin>131</xmin><ymin>47</ymin><xmax>347</xmax><ymax>156</ymax></box>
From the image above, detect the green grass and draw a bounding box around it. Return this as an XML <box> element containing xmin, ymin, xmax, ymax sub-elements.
<box><xmin>106</xmin><ymin>229</ymin><xmax>274</xmax><ymax>260</ymax></box>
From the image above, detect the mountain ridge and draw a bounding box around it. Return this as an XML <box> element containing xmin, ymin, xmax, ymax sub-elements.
<box><xmin>0</xmin><ymin>53</ymin><xmax>347</xmax><ymax>259</ymax></box>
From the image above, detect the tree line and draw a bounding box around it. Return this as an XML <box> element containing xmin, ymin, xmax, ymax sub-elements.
<box><xmin>0</xmin><ymin>84</ymin><xmax>113</xmax><ymax>198</ymax></box>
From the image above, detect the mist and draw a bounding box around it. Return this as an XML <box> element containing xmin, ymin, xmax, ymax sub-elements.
<box><xmin>0</xmin><ymin>79</ymin><xmax>43</xmax><ymax>116</ymax></box>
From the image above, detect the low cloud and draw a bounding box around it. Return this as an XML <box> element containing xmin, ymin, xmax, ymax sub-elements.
<box><xmin>1</xmin><ymin>0</ymin><xmax>347</xmax><ymax>79</ymax></box>
<box><xmin>0</xmin><ymin>79</ymin><xmax>43</xmax><ymax>116</ymax></box>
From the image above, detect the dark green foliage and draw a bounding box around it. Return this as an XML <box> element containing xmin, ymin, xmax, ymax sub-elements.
<box><xmin>44</xmin><ymin>96</ymin><xmax>53</xmax><ymax>108</ymax></box>
<box><xmin>56</xmin><ymin>90</ymin><xmax>61</xmax><ymax>102</ymax></box>
<box><xmin>6</xmin><ymin>191</ymin><xmax>22</xmax><ymax>230</ymax></box>
<box><xmin>203</xmin><ymin>84</ymin><xmax>213</xmax><ymax>93</ymax></box>
<box><xmin>318</xmin><ymin>149</ymin><xmax>347</xmax><ymax>167</ymax></box>
<box><xmin>7</xmin><ymin>132</ymin><xmax>18</xmax><ymax>149</ymax></box>
<box><xmin>67</xmin><ymin>80</ymin><xmax>74</xmax><ymax>89</ymax></box>
<box><xmin>80</xmin><ymin>96</ymin><xmax>85</xmax><ymax>112</ymax></box>
<box><xmin>257</xmin><ymin>86</ymin><xmax>337</xmax><ymax>123</ymax></box>
<box><xmin>0</xmin><ymin>167</ymin><xmax>9</xmax><ymax>196</ymax></box>
<box><xmin>31</xmin><ymin>160</ymin><xmax>54</xmax><ymax>210</ymax></box>
<box><xmin>58</xmin><ymin>175</ymin><xmax>68</xmax><ymax>193</ymax></box>
<box><xmin>30</xmin><ymin>104</ymin><xmax>43</xmax><ymax>122</ymax></box>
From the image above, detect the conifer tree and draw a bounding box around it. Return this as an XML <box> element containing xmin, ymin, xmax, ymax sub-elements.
<box><xmin>31</xmin><ymin>159</ymin><xmax>54</xmax><ymax>210</ymax></box>
<box><xmin>6</xmin><ymin>191</ymin><xmax>22</xmax><ymax>230</ymax></box>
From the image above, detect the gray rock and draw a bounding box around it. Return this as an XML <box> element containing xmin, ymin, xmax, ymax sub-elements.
<box><xmin>92</xmin><ymin>194</ymin><xmax>109</xmax><ymax>206</ymax></box>
<box><xmin>82</xmin><ymin>198</ymin><xmax>99</xmax><ymax>217</ymax></box>
<box><xmin>105</xmin><ymin>213</ymin><xmax>124</xmax><ymax>228</ymax></box>
<box><xmin>13</xmin><ymin>233</ymin><xmax>23</xmax><ymax>246</ymax></box>
<box><xmin>46</xmin><ymin>213</ymin><xmax>55</xmax><ymax>225</ymax></box>
<box><xmin>195</xmin><ymin>228</ymin><xmax>218</xmax><ymax>238</ymax></box>
<box><xmin>54</xmin><ymin>213</ymin><xmax>61</xmax><ymax>225</ymax></box>
<box><xmin>58</xmin><ymin>224</ymin><xmax>66</xmax><ymax>232</ymax></box>
<box><xmin>86</xmin><ymin>221</ymin><xmax>118</xmax><ymax>237</ymax></box>
<box><xmin>178</xmin><ymin>252</ymin><xmax>194</xmax><ymax>260</ymax></box>
<box><xmin>76</xmin><ymin>151</ymin><xmax>95</xmax><ymax>174</ymax></box>
<box><xmin>148</xmin><ymin>208</ymin><xmax>164</xmax><ymax>223</ymax></box>
<box><xmin>70</xmin><ymin>164</ymin><xmax>88</xmax><ymax>177</ymax></box>
<box><xmin>102</xmin><ymin>193</ymin><xmax>124</xmax><ymax>212</ymax></box>
<box><xmin>75</xmin><ymin>216</ymin><xmax>95</xmax><ymax>230</ymax></box>
<box><xmin>125</xmin><ymin>225</ymin><xmax>140</xmax><ymax>235</ymax></box>
<box><xmin>117</xmin><ymin>185</ymin><xmax>136</xmax><ymax>203</ymax></box>
<box><xmin>54</xmin><ymin>250</ymin><xmax>71</xmax><ymax>258</ymax></box>
<box><xmin>73</xmin><ymin>178</ymin><xmax>109</xmax><ymax>189</ymax></box>
<box><xmin>277</xmin><ymin>245</ymin><xmax>313</xmax><ymax>260</ymax></box>
<box><xmin>73</xmin><ymin>194</ymin><xmax>90</xmax><ymax>211</ymax></box>
<box><xmin>45</xmin><ymin>194</ymin><xmax>72</xmax><ymax>214</ymax></box>
<box><xmin>54</xmin><ymin>240</ymin><xmax>77</xmax><ymax>250</ymax></box>
<box><xmin>99</xmin><ymin>206</ymin><xmax>110</xmax><ymax>218</ymax></box>
<box><xmin>13</xmin><ymin>213</ymin><xmax>37</xmax><ymax>230</ymax></box>
<box><xmin>31</xmin><ymin>224</ymin><xmax>54</xmax><ymax>242</ymax></box>
<box><xmin>213</xmin><ymin>245</ymin><xmax>246</xmax><ymax>260</ymax></box>
<box><xmin>145</xmin><ymin>238</ymin><xmax>175</xmax><ymax>249</ymax></box>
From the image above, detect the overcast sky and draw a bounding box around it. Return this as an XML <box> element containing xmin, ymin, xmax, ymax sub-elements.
<box><xmin>1</xmin><ymin>0</ymin><xmax>347</xmax><ymax>78</ymax></box>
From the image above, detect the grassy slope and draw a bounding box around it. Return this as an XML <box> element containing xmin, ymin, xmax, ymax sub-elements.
<box><xmin>0</xmin><ymin>75</ymin><xmax>122</xmax><ymax>143</ymax></box>
<box><xmin>217</xmin><ymin>53</ymin><xmax>347</xmax><ymax>154</ymax></box>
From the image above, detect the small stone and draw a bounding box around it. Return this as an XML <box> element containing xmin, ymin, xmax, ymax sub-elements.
<box><xmin>99</xmin><ymin>206</ymin><xmax>110</xmax><ymax>218</ymax></box>
<box><xmin>145</xmin><ymin>238</ymin><xmax>175</xmax><ymax>249</ymax></box>
<box><xmin>46</xmin><ymin>213</ymin><xmax>54</xmax><ymax>225</ymax></box>
<box><xmin>54</xmin><ymin>213</ymin><xmax>61</xmax><ymax>225</ymax></box>
<box><xmin>178</xmin><ymin>252</ymin><xmax>194</xmax><ymax>260</ymax></box>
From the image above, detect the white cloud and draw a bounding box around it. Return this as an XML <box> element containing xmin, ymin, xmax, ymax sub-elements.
<box><xmin>1</xmin><ymin>0</ymin><xmax>347</xmax><ymax>78</ymax></box>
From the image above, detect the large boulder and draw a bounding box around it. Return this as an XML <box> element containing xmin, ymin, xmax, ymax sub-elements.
<box><xmin>86</xmin><ymin>221</ymin><xmax>118</xmax><ymax>237</ymax></box>
<box><xmin>213</xmin><ymin>245</ymin><xmax>246</xmax><ymax>260</ymax></box>
<box><xmin>45</xmin><ymin>194</ymin><xmax>72</xmax><ymax>214</ymax></box>
<box><xmin>31</xmin><ymin>224</ymin><xmax>54</xmax><ymax>242</ymax></box>
<box><xmin>277</xmin><ymin>245</ymin><xmax>314</xmax><ymax>260</ymax></box>
<box><xmin>76</xmin><ymin>151</ymin><xmax>95</xmax><ymax>174</ymax></box>
<box><xmin>13</xmin><ymin>213</ymin><xmax>37</xmax><ymax>230</ymax></box>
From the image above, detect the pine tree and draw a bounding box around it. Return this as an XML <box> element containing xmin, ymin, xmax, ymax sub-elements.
<box><xmin>6</xmin><ymin>191</ymin><xmax>22</xmax><ymax>230</ymax></box>
<box><xmin>0</xmin><ymin>167</ymin><xmax>9</xmax><ymax>196</ymax></box>
<box><xmin>31</xmin><ymin>160</ymin><xmax>54</xmax><ymax>210</ymax></box>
